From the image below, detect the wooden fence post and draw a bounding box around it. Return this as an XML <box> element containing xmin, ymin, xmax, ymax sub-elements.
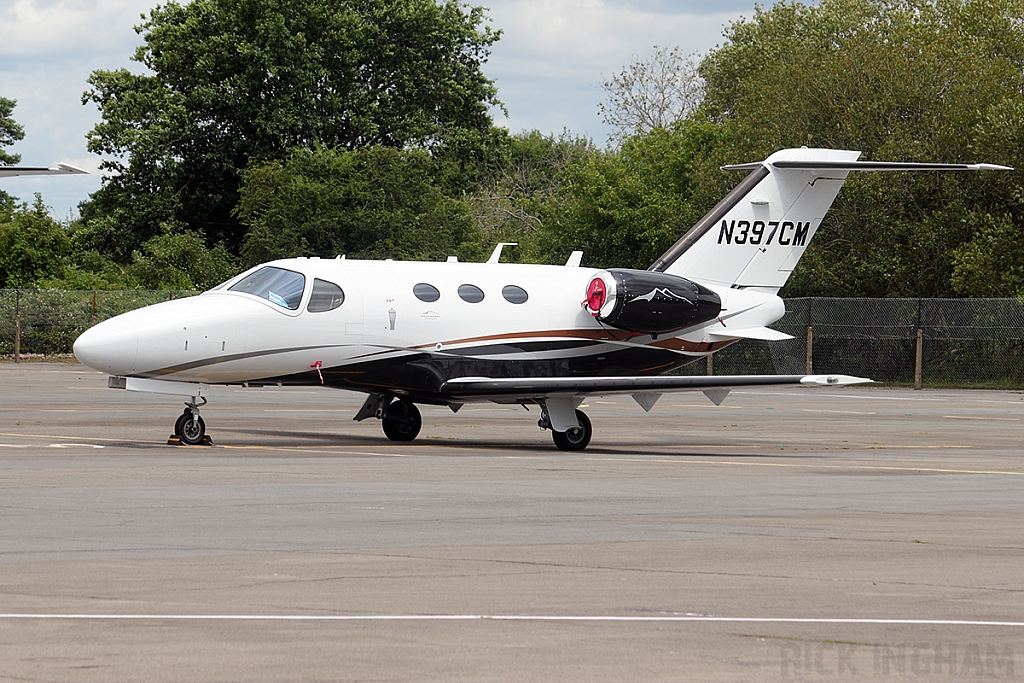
<box><xmin>914</xmin><ymin>328</ymin><xmax>923</xmax><ymax>390</ymax></box>
<box><xmin>13</xmin><ymin>289</ymin><xmax>21</xmax><ymax>363</ymax></box>
<box><xmin>914</xmin><ymin>298</ymin><xmax>923</xmax><ymax>390</ymax></box>
<box><xmin>805</xmin><ymin>326</ymin><xmax>813</xmax><ymax>375</ymax></box>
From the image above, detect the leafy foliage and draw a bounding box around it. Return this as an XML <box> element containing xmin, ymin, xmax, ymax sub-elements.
<box><xmin>81</xmin><ymin>0</ymin><xmax>502</xmax><ymax>256</ymax></box>
<box><xmin>465</xmin><ymin>130</ymin><xmax>595</xmax><ymax>260</ymax></box>
<box><xmin>0</xmin><ymin>196</ymin><xmax>70</xmax><ymax>288</ymax></box>
<box><xmin>128</xmin><ymin>232</ymin><xmax>239</xmax><ymax>290</ymax></box>
<box><xmin>0</xmin><ymin>96</ymin><xmax>24</xmax><ymax>166</ymax></box>
<box><xmin>697</xmin><ymin>0</ymin><xmax>1024</xmax><ymax>297</ymax></box>
<box><xmin>236</xmin><ymin>146</ymin><xmax>481</xmax><ymax>266</ymax></box>
<box><xmin>532</xmin><ymin>121</ymin><xmax>726</xmax><ymax>269</ymax></box>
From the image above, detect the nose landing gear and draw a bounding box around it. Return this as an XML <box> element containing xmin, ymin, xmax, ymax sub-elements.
<box><xmin>170</xmin><ymin>396</ymin><xmax>212</xmax><ymax>446</ymax></box>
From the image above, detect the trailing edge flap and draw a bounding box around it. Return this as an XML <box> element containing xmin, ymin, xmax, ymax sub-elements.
<box><xmin>706</xmin><ymin>326</ymin><xmax>794</xmax><ymax>342</ymax></box>
<box><xmin>441</xmin><ymin>374</ymin><xmax>872</xmax><ymax>399</ymax></box>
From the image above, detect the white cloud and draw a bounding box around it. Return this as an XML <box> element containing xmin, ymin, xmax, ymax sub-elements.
<box><xmin>0</xmin><ymin>0</ymin><xmax>760</xmax><ymax>216</ymax></box>
<box><xmin>484</xmin><ymin>0</ymin><xmax>747</xmax><ymax>141</ymax></box>
<box><xmin>0</xmin><ymin>0</ymin><xmax>154</xmax><ymax>58</ymax></box>
<box><xmin>0</xmin><ymin>0</ymin><xmax>154</xmax><ymax>215</ymax></box>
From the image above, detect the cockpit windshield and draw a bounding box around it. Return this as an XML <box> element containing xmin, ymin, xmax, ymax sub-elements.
<box><xmin>228</xmin><ymin>266</ymin><xmax>305</xmax><ymax>310</ymax></box>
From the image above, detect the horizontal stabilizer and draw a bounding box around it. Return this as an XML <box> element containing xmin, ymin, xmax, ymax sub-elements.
<box><xmin>707</xmin><ymin>326</ymin><xmax>793</xmax><ymax>342</ymax></box>
<box><xmin>724</xmin><ymin>160</ymin><xmax>1013</xmax><ymax>172</ymax></box>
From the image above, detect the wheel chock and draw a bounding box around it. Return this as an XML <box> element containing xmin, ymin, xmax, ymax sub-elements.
<box><xmin>167</xmin><ymin>435</ymin><xmax>214</xmax><ymax>446</ymax></box>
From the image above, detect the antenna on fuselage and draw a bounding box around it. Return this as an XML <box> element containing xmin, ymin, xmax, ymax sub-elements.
<box><xmin>486</xmin><ymin>242</ymin><xmax>518</xmax><ymax>264</ymax></box>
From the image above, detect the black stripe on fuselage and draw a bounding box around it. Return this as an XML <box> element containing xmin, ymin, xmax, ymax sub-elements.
<box><xmin>439</xmin><ymin>339</ymin><xmax>601</xmax><ymax>356</ymax></box>
<box><xmin>251</xmin><ymin>344</ymin><xmax>704</xmax><ymax>401</ymax></box>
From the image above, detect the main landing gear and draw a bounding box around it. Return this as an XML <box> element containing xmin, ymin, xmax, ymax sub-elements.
<box><xmin>538</xmin><ymin>405</ymin><xmax>593</xmax><ymax>451</ymax></box>
<box><xmin>380</xmin><ymin>398</ymin><xmax>422</xmax><ymax>442</ymax></box>
<box><xmin>353</xmin><ymin>393</ymin><xmax>422</xmax><ymax>442</ymax></box>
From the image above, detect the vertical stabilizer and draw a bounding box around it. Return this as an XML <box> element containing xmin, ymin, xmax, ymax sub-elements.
<box><xmin>651</xmin><ymin>148</ymin><xmax>860</xmax><ymax>292</ymax></box>
<box><xmin>651</xmin><ymin>148</ymin><xmax>1010</xmax><ymax>292</ymax></box>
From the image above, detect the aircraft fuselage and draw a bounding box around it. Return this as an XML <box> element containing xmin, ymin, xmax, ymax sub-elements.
<box><xmin>75</xmin><ymin>257</ymin><xmax>783</xmax><ymax>404</ymax></box>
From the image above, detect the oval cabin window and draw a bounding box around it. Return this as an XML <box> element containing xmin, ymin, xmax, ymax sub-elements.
<box><xmin>413</xmin><ymin>283</ymin><xmax>440</xmax><ymax>302</ymax></box>
<box><xmin>501</xmin><ymin>285</ymin><xmax>529</xmax><ymax>304</ymax></box>
<box><xmin>458</xmin><ymin>284</ymin><xmax>485</xmax><ymax>303</ymax></box>
<box><xmin>306</xmin><ymin>279</ymin><xmax>345</xmax><ymax>312</ymax></box>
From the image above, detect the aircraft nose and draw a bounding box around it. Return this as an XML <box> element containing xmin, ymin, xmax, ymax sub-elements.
<box><xmin>74</xmin><ymin>314</ymin><xmax>139</xmax><ymax>375</ymax></box>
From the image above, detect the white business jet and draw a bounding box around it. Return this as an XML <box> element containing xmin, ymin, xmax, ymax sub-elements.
<box><xmin>72</xmin><ymin>148</ymin><xmax>1009</xmax><ymax>448</ymax></box>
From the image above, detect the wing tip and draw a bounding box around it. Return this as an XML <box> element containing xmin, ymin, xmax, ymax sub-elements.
<box><xmin>800</xmin><ymin>374</ymin><xmax>874</xmax><ymax>386</ymax></box>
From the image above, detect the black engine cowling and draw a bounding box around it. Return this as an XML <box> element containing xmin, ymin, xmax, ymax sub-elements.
<box><xmin>584</xmin><ymin>269</ymin><xmax>721</xmax><ymax>335</ymax></box>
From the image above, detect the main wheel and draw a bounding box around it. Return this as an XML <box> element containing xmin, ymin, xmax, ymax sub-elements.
<box><xmin>178</xmin><ymin>412</ymin><xmax>206</xmax><ymax>445</ymax></box>
<box><xmin>552</xmin><ymin>409</ymin><xmax>593</xmax><ymax>450</ymax></box>
<box><xmin>552</xmin><ymin>410</ymin><xmax>592</xmax><ymax>451</ymax></box>
<box><xmin>381</xmin><ymin>399</ymin><xmax>421</xmax><ymax>442</ymax></box>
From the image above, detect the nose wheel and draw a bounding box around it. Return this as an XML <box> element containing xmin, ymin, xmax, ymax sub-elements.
<box><xmin>170</xmin><ymin>396</ymin><xmax>212</xmax><ymax>446</ymax></box>
<box><xmin>174</xmin><ymin>409</ymin><xmax>207</xmax><ymax>445</ymax></box>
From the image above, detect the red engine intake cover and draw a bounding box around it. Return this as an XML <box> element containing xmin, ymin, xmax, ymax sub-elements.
<box><xmin>585</xmin><ymin>277</ymin><xmax>606</xmax><ymax>314</ymax></box>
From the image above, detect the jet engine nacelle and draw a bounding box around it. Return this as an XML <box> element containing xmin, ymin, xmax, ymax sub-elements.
<box><xmin>584</xmin><ymin>268</ymin><xmax>721</xmax><ymax>335</ymax></box>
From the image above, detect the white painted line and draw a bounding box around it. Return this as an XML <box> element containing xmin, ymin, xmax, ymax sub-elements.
<box><xmin>0</xmin><ymin>614</ymin><xmax>1021</xmax><ymax>626</ymax></box>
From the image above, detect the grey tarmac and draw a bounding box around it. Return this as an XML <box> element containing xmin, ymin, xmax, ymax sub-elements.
<box><xmin>1</xmin><ymin>362</ymin><xmax>1022</xmax><ymax>682</ymax></box>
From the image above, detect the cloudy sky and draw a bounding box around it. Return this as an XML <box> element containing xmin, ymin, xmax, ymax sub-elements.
<box><xmin>0</xmin><ymin>0</ymin><xmax>760</xmax><ymax>218</ymax></box>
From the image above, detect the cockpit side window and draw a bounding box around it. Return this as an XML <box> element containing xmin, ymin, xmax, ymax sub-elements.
<box><xmin>307</xmin><ymin>278</ymin><xmax>345</xmax><ymax>312</ymax></box>
<box><xmin>228</xmin><ymin>266</ymin><xmax>306</xmax><ymax>310</ymax></box>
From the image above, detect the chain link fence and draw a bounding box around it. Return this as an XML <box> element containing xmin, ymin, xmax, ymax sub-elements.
<box><xmin>3</xmin><ymin>290</ymin><xmax>1024</xmax><ymax>387</ymax></box>
<box><xmin>691</xmin><ymin>297</ymin><xmax>1024</xmax><ymax>388</ymax></box>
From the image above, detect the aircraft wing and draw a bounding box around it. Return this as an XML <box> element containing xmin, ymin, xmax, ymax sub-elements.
<box><xmin>0</xmin><ymin>163</ymin><xmax>88</xmax><ymax>178</ymax></box>
<box><xmin>441</xmin><ymin>373</ymin><xmax>871</xmax><ymax>402</ymax></box>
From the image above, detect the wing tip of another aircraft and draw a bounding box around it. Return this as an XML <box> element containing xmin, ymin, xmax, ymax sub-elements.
<box><xmin>55</xmin><ymin>163</ymin><xmax>89</xmax><ymax>175</ymax></box>
<box><xmin>0</xmin><ymin>163</ymin><xmax>89</xmax><ymax>178</ymax></box>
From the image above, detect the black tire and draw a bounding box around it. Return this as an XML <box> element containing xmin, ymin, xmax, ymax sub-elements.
<box><xmin>174</xmin><ymin>410</ymin><xmax>192</xmax><ymax>437</ymax></box>
<box><xmin>382</xmin><ymin>400</ymin><xmax>421</xmax><ymax>442</ymax></box>
<box><xmin>552</xmin><ymin>410</ymin><xmax>592</xmax><ymax>451</ymax></box>
<box><xmin>179</xmin><ymin>413</ymin><xmax>206</xmax><ymax>445</ymax></box>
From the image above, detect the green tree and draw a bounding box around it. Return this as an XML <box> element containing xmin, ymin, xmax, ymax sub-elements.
<box><xmin>0</xmin><ymin>96</ymin><xmax>24</xmax><ymax>165</ymax></box>
<box><xmin>466</xmin><ymin>130</ymin><xmax>596</xmax><ymax>259</ymax></box>
<box><xmin>128</xmin><ymin>231</ymin><xmax>239</xmax><ymax>290</ymax></box>
<box><xmin>696</xmin><ymin>0</ymin><xmax>1024</xmax><ymax>297</ymax></box>
<box><xmin>0</xmin><ymin>195</ymin><xmax>71</xmax><ymax>288</ymax></box>
<box><xmin>236</xmin><ymin>146</ymin><xmax>480</xmax><ymax>266</ymax></box>
<box><xmin>82</xmin><ymin>0</ymin><xmax>502</xmax><ymax>258</ymax></box>
<box><xmin>1</xmin><ymin>97</ymin><xmax>26</xmax><ymax>209</ymax></box>
<box><xmin>533</xmin><ymin>120</ymin><xmax>727</xmax><ymax>269</ymax></box>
